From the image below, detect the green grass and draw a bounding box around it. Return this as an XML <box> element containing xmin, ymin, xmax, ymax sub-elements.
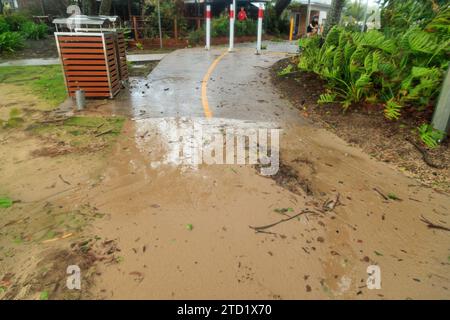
<box><xmin>31</xmin><ymin>116</ymin><xmax>125</xmax><ymax>149</ymax></box>
<box><xmin>0</xmin><ymin>65</ymin><xmax>66</xmax><ymax>108</ymax></box>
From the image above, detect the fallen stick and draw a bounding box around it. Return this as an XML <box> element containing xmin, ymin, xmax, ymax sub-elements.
<box><xmin>58</xmin><ymin>174</ymin><xmax>71</xmax><ymax>185</ymax></box>
<box><xmin>249</xmin><ymin>209</ymin><xmax>314</xmax><ymax>231</ymax></box>
<box><xmin>323</xmin><ymin>193</ymin><xmax>341</xmax><ymax>211</ymax></box>
<box><xmin>373</xmin><ymin>187</ymin><xmax>388</xmax><ymax>200</ymax></box>
<box><xmin>420</xmin><ymin>215</ymin><xmax>450</xmax><ymax>232</ymax></box>
<box><xmin>95</xmin><ymin>128</ymin><xmax>113</xmax><ymax>137</ymax></box>
<box><xmin>406</xmin><ymin>137</ymin><xmax>445</xmax><ymax>169</ymax></box>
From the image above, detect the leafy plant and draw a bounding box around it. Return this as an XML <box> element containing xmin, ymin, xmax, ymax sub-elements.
<box><xmin>135</xmin><ymin>42</ymin><xmax>144</xmax><ymax>50</ymax></box>
<box><xmin>187</xmin><ymin>29</ymin><xmax>205</xmax><ymax>45</ymax></box>
<box><xmin>384</xmin><ymin>99</ymin><xmax>402</xmax><ymax>120</ymax></box>
<box><xmin>20</xmin><ymin>21</ymin><xmax>48</xmax><ymax>40</ymax></box>
<box><xmin>4</xmin><ymin>13</ymin><xmax>28</xmax><ymax>31</ymax></box>
<box><xmin>0</xmin><ymin>31</ymin><xmax>24</xmax><ymax>52</ymax></box>
<box><xmin>278</xmin><ymin>64</ymin><xmax>293</xmax><ymax>76</ymax></box>
<box><xmin>0</xmin><ymin>15</ymin><xmax>10</xmax><ymax>33</ymax></box>
<box><xmin>0</xmin><ymin>197</ymin><xmax>13</xmax><ymax>208</ymax></box>
<box><xmin>418</xmin><ymin>124</ymin><xmax>445</xmax><ymax>148</ymax></box>
<box><xmin>297</xmin><ymin>13</ymin><xmax>448</xmax><ymax>118</ymax></box>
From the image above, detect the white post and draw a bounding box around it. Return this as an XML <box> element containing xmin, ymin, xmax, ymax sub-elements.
<box><xmin>256</xmin><ymin>4</ymin><xmax>263</xmax><ymax>55</ymax></box>
<box><xmin>305</xmin><ymin>0</ymin><xmax>311</xmax><ymax>35</ymax></box>
<box><xmin>229</xmin><ymin>0</ymin><xmax>235</xmax><ymax>52</ymax></box>
<box><xmin>205</xmin><ymin>4</ymin><xmax>211</xmax><ymax>50</ymax></box>
<box><xmin>157</xmin><ymin>0</ymin><xmax>163</xmax><ymax>48</ymax></box>
<box><xmin>361</xmin><ymin>0</ymin><xmax>369</xmax><ymax>32</ymax></box>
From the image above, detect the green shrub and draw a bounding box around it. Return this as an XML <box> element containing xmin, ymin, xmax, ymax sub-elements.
<box><xmin>298</xmin><ymin>20</ymin><xmax>449</xmax><ymax>118</ymax></box>
<box><xmin>0</xmin><ymin>31</ymin><xmax>24</xmax><ymax>52</ymax></box>
<box><xmin>20</xmin><ymin>21</ymin><xmax>48</xmax><ymax>40</ymax></box>
<box><xmin>418</xmin><ymin>124</ymin><xmax>446</xmax><ymax>148</ymax></box>
<box><xmin>0</xmin><ymin>15</ymin><xmax>10</xmax><ymax>33</ymax></box>
<box><xmin>265</xmin><ymin>4</ymin><xmax>290</xmax><ymax>36</ymax></box>
<box><xmin>236</xmin><ymin>19</ymin><xmax>257</xmax><ymax>37</ymax></box>
<box><xmin>211</xmin><ymin>15</ymin><xmax>229</xmax><ymax>37</ymax></box>
<box><xmin>4</xmin><ymin>13</ymin><xmax>28</xmax><ymax>31</ymax></box>
<box><xmin>188</xmin><ymin>29</ymin><xmax>205</xmax><ymax>45</ymax></box>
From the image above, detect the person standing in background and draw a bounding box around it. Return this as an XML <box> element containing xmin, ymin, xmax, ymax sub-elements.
<box><xmin>238</xmin><ymin>7</ymin><xmax>247</xmax><ymax>21</ymax></box>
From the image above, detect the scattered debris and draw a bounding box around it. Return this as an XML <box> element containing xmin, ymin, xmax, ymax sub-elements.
<box><xmin>249</xmin><ymin>209</ymin><xmax>315</xmax><ymax>232</ymax></box>
<box><xmin>420</xmin><ymin>215</ymin><xmax>450</xmax><ymax>232</ymax></box>
<box><xmin>406</xmin><ymin>137</ymin><xmax>446</xmax><ymax>169</ymax></box>
<box><xmin>373</xmin><ymin>187</ymin><xmax>389</xmax><ymax>201</ymax></box>
<box><xmin>58</xmin><ymin>174</ymin><xmax>71</xmax><ymax>185</ymax></box>
<box><xmin>322</xmin><ymin>193</ymin><xmax>341</xmax><ymax>211</ymax></box>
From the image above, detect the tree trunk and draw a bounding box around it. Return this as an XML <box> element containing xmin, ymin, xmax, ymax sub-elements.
<box><xmin>274</xmin><ymin>0</ymin><xmax>292</xmax><ymax>17</ymax></box>
<box><xmin>127</xmin><ymin>0</ymin><xmax>132</xmax><ymax>20</ymax></box>
<box><xmin>140</xmin><ymin>0</ymin><xmax>145</xmax><ymax>20</ymax></box>
<box><xmin>82</xmin><ymin>0</ymin><xmax>97</xmax><ymax>15</ymax></box>
<box><xmin>323</xmin><ymin>0</ymin><xmax>345</xmax><ymax>37</ymax></box>
<box><xmin>99</xmin><ymin>0</ymin><xmax>112</xmax><ymax>15</ymax></box>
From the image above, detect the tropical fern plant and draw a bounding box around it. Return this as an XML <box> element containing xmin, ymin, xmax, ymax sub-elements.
<box><xmin>297</xmin><ymin>9</ymin><xmax>448</xmax><ymax>120</ymax></box>
<box><xmin>418</xmin><ymin>124</ymin><xmax>445</xmax><ymax>148</ymax></box>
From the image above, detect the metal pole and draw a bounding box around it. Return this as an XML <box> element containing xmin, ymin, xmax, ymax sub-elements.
<box><xmin>305</xmin><ymin>0</ymin><xmax>311</xmax><ymax>35</ymax></box>
<box><xmin>229</xmin><ymin>0</ymin><xmax>235</xmax><ymax>52</ymax></box>
<box><xmin>289</xmin><ymin>15</ymin><xmax>294</xmax><ymax>41</ymax></box>
<box><xmin>205</xmin><ymin>4</ymin><xmax>211</xmax><ymax>50</ymax></box>
<box><xmin>432</xmin><ymin>67</ymin><xmax>450</xmax><ymax>135</ymax></box>
<box><xmin>256</xmin><ymin>4</ymin><xmax>263</xmax><ymax>55</ymax></box>
<box><xmin>361</xmin><ymin>0</ymin><xmax>369</xmax><ymax>32</ymax></box>
<box><xmin>157</xmin><ymin>0</ymin><xmax>163</xmax><ymax>49</ymax></box>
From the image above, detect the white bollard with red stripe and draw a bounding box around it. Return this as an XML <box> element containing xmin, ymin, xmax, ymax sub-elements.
<box><xmin>256</xmin><ymin>4</ymin><xmax>264</xmax><ymax>55</ymax></box>
<box><xmin>205</xmin><ymin>4</ymin><xmax>211</xmax><ymax>50</ymax></box>
<box><xmin>228</xmin><ymin>0</ymin><xmax>235</xmax><ymax>52</ymax></box>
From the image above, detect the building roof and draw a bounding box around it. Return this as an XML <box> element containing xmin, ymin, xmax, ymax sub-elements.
<box><xmin>292</xmin><ymin>0</ymin><xmax>332</xmax><ymax>6</ymax></box>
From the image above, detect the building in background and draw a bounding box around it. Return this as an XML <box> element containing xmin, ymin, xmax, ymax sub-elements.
<box><xmin>289</xmin><ymin>0</ymin><xmax>331</xmax><ymax>37</ymax></box>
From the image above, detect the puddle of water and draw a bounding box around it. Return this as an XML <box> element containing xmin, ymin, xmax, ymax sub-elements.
<box><xmin>134</xmin><ymin>117</ymin><xmax>281</xmax><ymax>174</ymax></box>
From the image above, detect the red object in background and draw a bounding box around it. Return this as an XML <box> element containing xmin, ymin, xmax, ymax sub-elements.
<box><xmin>258</xmin><ymin>8</ymin><xmax>264</xmax><ymax>19</ymax></box>
<box><xmin>238</xmin><ymin>9</ymin><xmax>247</xmax><ymax>21</ymax></box>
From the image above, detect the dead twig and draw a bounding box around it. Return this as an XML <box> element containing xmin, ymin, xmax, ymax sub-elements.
<box><xmin>249</xmin><ymin>209</ymin><xmax>314</xmax><ymax>232</ymax></box>
<box><xmin>406</xmin><ymin>137</ymin><xmax>445</xmax><ymax>169</ymax></box>
<box><xmin>58</xmin><ymin>174</ymin><xmax>71</xmax><ymax>185</ymax></box>
<box><xmin>373</xmin><ymin>187</ymin><xmax>388</xmax><ymax>200</ymax></box>
<box><xmin>420</xmin><ymin>215</ymin><xmax>450</xmax><ymax>232</ymax></box>
<box><xmin>95</xmin><ymin>128</ymin><xmax>113</xmax><ymax>137</ymax></box>
<box><xmin>323</xmin><ymin>193</ymin><xmax>341</xmax><ymax>211</ymax></box>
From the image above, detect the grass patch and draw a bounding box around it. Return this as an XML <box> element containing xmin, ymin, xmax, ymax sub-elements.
<box><xmin>30</xmin><ymin>116</ymin><xmax>125</xmax><ymax>152</ymax></box>
<box><xmin>0</xmin><ymin>65</ymin><xmax>66</xmax><ymax>108</ymax></box>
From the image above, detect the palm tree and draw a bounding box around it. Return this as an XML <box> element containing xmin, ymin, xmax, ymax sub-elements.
<box><xmin>99</xmin><ymin>0</ymin><xmax>112</xmax><ymax>15</ymax></box>
<box><xmin>324</xmin><ymin>0</ymin><xmax>346</xmax><ymax>36</ymax></box>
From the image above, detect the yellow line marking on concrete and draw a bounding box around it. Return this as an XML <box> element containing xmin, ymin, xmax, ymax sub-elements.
<box><xmin>201</xmin><ymin>51</ymin><xmax>228</xmax><ymax>118</ymax></box>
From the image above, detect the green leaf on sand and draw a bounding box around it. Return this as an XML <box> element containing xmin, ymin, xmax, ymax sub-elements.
<box><xmin>39</xmin><ymin>291</ymin><xmax>49</xmax><ymax>300</ymax></box>
<box><xmin>0</xmin><ymin>197</ymin><xmax>13</xmax><ymax>208</ymax></box>
<box><xmin>186</xmin><ymin>224</ymin><xmax>193</xmax><ymax>231</ymax></box>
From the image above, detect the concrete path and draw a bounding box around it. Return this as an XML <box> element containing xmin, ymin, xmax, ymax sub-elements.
<box><xmin>0</xmin><ymin>53</ymin><xmax>167</xmax><ymax>67</ymax></box>
<box><xmin>0</xmin><ymin>40</ymin><xmax>296</xmax><ymax>67</ymax></box>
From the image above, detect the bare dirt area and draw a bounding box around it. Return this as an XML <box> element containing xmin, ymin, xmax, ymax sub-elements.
<box><xmin>271</xmin><ymin>58</ymin><xmax>450</xmax><ymax>194</ymax></box>
<box><xmin>0</xmin><ymin>82</ymin><xmax>126</xmax><ymax>299</ymax></box>
<box><xmin>1</xmin><ymin>47</ymin><xmax>449</xmax><ymax>300</ymax></box>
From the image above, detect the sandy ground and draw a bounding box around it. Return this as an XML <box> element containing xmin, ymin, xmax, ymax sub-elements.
<box><xmin>0</xmin><ymin>43</ymin><xmax>449</xmax><ymax>300</ymax></box>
